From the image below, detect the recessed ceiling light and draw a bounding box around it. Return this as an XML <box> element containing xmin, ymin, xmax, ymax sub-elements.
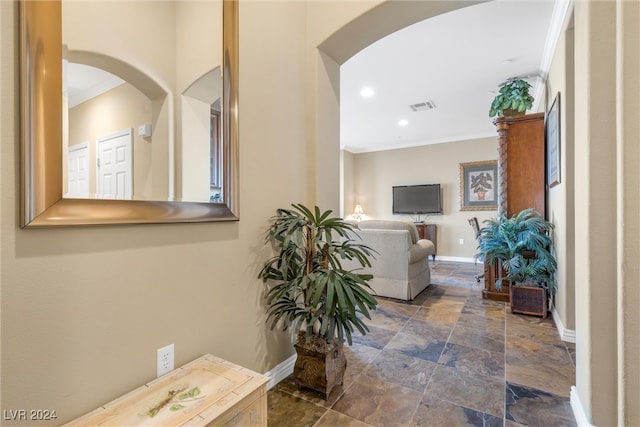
<box><xmin>398</xmin><ymin>119</ymin><xmax>409</xmax><ymax>126</ymax></box>
<box><xmin>502</xmin><ymin>59</ymin><xmax>514</xmax><ymax>65</ymax></box>
<box><xmin>360</xmin><ymin>87</ymin><xmax>375</xmax><ymax>98</ymax></box>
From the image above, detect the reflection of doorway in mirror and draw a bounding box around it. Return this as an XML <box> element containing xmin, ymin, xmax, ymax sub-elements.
<box><xmin>62</xmin><ymin>0</ymin><xmax>224</xmax><ymax>204</ymax></box>
<box><xmin>181</xmin><ymin>67</ymin><xmax>223</xmax><ymax>203</ymax></box>
<box><xmin>96</xmin><ymin>129</ymin><xmax>133</xmax><ymax>200</ymax></box>
<box><xmin>64</xmin><ymin>61</ymin><xmax>156</xmax><ymax>200</ymax></box>
<box><xmin>66</xmin><ymin>142</ymin><xmax>89</xmax><ymax>198</ymax></box>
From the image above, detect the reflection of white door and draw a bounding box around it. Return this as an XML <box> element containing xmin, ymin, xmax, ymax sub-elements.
<box><xmin>67</xmin><ymin>142</ymin><xmax>89</xmax><ymax>197</ymax></box>
<box><xmin>97</xmin><ymin>129</ymin><xmax>133</xmax><ymax>199</ymax></box>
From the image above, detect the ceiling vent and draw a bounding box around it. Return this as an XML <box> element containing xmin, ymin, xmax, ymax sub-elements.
<box><xmin>409</xmin><ymin>100</ymin><xmax>437</xmax><ymax>112</ymax></box>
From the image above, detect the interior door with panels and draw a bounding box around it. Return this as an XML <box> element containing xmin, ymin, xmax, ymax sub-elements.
<box><xmin>96</xmin><ymin>128</ymin><xmax>133</xmax><ymax>199</ymax></box>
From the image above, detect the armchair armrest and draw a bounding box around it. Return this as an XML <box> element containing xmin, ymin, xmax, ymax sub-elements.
<box><xmin>409</xmin><ymin>240</ymin><xmax>435</xmax><ymax>263</ymax></box>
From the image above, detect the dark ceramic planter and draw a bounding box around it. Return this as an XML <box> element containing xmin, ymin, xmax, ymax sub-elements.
<box><xmin>293</xmin><ymin>331</ymin><xmax>346</xmax><ymax>399</ymax></box>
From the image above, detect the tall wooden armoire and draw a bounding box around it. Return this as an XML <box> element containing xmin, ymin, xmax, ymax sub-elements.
<box><xmin>483</xmin><ymin>112</ymin><xmax>546</xmax><ymax>302</ymax></box>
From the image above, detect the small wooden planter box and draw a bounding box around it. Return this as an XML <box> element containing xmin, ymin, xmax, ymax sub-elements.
<box><xmin>510</xmin><ymin>285</ymin><xmax>547</xmax><ymax>318</ymax></box>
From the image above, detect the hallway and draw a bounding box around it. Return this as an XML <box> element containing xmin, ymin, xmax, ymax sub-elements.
<box><xmin>267</xmin><ymin>261</ymin><xmax>576</xmax><ymax>426</ymax></box>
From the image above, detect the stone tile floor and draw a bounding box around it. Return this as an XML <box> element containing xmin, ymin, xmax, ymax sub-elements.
<box><xmin>267</xmin><ymin>261</ymin><xmax>576</xmax><ymax>427</ymax></box>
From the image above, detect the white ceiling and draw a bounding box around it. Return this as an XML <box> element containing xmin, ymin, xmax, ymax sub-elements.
<box><xmin>65</xmin><ymin>62</ymin><xmax>124</xmax><ymax>109</ymax></box>
<box><xmin>340</xmin><ymin>0</ymin><xmax>566</xmax><ymax>153</ymax></box>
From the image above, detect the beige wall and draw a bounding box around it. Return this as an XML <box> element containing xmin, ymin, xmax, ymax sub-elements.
<box><xmin>617</xmin><ymin>3</ymin><xmax>640</xmax><ymax>422</ymax></box>
<box><xmin>573</xmin><ymin>0</ymin><xmax>640</xmax><ymax>425</ymax></box>
<box><xmin>544</xmin><ymin>13</ymin><xmax>576</xmax><ymax>333</ymax></box>
<box><xmin>346</xmin><ymin>138</ymin><xmax>498</xmax><ymax>259</ymax></box>
<box><xmin>62</xmin><ymin>2</ymin><xmax>177</xmax><ymax>89</ymax></box>
<box><xmin>180</xmin><ymin>96</ymin><xmax>213</xmax><ymax>201</ymax></box>
<box><xmin>175</xmin><ymin>1</ymin><xmax>222</xmax><ymax>93</ymax></box>
<box><xmin>341</xmin><ymin>150</ymin><xmax>356</xmax><ymax>217</ymax></box>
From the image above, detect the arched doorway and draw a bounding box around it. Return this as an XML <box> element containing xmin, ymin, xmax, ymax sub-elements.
<box><xmin>312</xmin><ymin>1</ymin><xmax>484</xmax><ymax>213</ymax></box>
<box><xmin>63</xmin><ymin>50</ymin><xmax>171</xmax><ymax>200</ymax></box>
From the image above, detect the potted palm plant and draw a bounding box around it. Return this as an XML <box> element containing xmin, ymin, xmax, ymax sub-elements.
<box><xmin>475</xmin><ymin>208</ymin><xmax>556</xmax><ymax>317</ymax></box>
<box><xmin>489</xmin><ymin>79</ymin><xmax>534</xmax><ymax>117</ymax></box>
<box><xmin>258</xmin><ymin>204</ymin><xmax>377</xmax><ymax>398</ymax></box>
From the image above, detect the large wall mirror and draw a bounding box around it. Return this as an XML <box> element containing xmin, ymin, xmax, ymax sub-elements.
<box><xmin>20</xmin><ymin>0</ymin><xmax>239</xmax><ymax>227</ymax></box>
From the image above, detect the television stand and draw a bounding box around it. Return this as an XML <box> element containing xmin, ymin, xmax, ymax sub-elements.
<box><xmin>415</xmin><ymin>224</ymin><xmax>437</xmax><ymax>261</ymax></box>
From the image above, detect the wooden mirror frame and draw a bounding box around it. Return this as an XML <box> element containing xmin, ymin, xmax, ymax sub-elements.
<box><xmin>20</xmin><ymin>0</ymin><xmax>239</xmax><ymax>227</ymax></box>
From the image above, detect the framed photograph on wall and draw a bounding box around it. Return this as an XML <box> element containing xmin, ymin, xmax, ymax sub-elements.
<box><xmin>459</xmin><ymin>160</ymin><xmax>498</xmax><ymax>211</ymax></box>
<box><xmin>547</xmin><ymin>93</ymin><xmax>561</xmax><ymax>188</ymax></box>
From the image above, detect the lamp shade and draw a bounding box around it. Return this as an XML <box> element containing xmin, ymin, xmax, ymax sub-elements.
<box><xmin>352</xmin><ymin>204</ymin><xmax>365</xmax><ymax>221</ymax></box>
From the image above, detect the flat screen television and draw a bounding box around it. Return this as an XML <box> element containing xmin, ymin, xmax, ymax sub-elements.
<box><xmin>392</xmin><ymin>184</ymin><xmax>442</xmax><ymax>214</ymax></box>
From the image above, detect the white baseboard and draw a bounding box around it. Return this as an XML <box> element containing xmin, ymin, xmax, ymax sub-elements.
<box><xmin>434</xmin><ymin>255</ymin><xmax>477</xmax><ymax>263</ymax></box>
<box><xmin>571</xmin><ymin>386</ymin><xmax>593</xmax><ymax>426</ymax></box>
<box><xmin>552</xmin><ymin>308</ymin><xmax>576</xmax><ymax>343</ymax></box>
<box><xmin>264</xmin><ymin>354</ymin><xmax>295</xmax><ymax>390</ymax></box>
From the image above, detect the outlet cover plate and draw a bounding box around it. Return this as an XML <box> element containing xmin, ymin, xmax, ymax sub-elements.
<box><xmin>157</xmin><ymin>344</ymin><xmax>174</xmax><ymax>377</ymax></box>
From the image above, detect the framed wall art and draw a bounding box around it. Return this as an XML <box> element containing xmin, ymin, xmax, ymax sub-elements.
<box><xmin>546</xmin><ymin>92</ymin><xmax>561</xmax><ymax>188</ymax></box>
<box><xmin>459</xmin><ymin>160</ymin><xmax>498</xmax><ymax>211</ymax></box>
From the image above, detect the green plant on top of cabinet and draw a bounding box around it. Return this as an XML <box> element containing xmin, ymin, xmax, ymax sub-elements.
<box><xmin>489</xmin><ymin>79</ymin><xmax>534</xmax><ymax>117</ymax></box>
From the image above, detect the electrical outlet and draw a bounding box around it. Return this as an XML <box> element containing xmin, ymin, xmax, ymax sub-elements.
<box><xmin>157</xmin><ymin>344</ymin><xmax>174</xmax><ymax>377</ymax></box>
<box><xmin>459</xmin><ymin>238</ymin><xmax>464</xmax><ymax>245</ymax></box>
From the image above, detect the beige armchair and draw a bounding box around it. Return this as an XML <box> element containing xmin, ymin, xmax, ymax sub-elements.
<box><xmin>347</xmin><ymin>220</ymin><xmax>435</xmax><ymax>301</ymax></box>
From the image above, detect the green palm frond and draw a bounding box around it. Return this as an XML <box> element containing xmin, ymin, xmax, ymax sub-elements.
<box><xmin>258</xmin><ymin>204</ymin><xmax>377</xmax><ymax>344</ymax></box>
<box><xmin>475</xmin><ymin>208</ymin><xmax>556</xmax><ymax>293</ymax></box>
